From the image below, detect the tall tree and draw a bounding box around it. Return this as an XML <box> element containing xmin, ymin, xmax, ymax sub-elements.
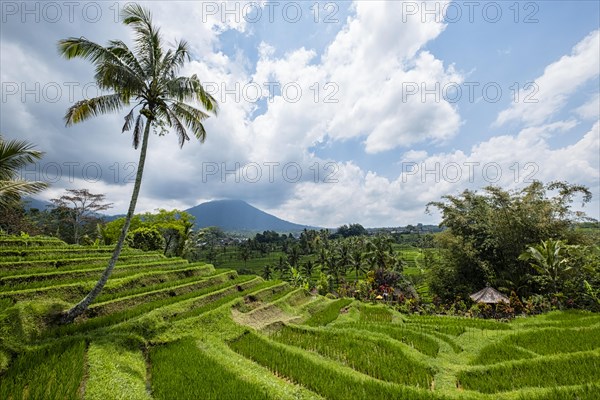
<box><xmin>349</xmin><ymin>238</ymin><xmax>366</xmax><ymax>282</ymax></box>
<box><xmin>50</xmin><ymin>189</ymin><xmax>112</xmax><ymax>244</ymax></box>
<box><xmin>58</xmin><ymin>4</ymin><xmax>218</xmax><ymax>323</ymax></box>
<box><xmin>0</xmin><ymin>135</ymin><xmax>48</xmax><ymax>208</ymax></box>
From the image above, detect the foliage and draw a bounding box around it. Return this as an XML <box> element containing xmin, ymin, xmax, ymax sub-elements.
<box><xmin>427</xmin><ymin>181</ymin><xmax>594</xmax><ymax>301</ymax></box>
<box><xmin>0</xmin><ymin>135</ymin><xmax>48</xmax><ymax>208</ymax></box>
<box><xmin>0</xmin><ymin>339</ymin><xmax>85</xmax><ymax>399</ymax></box>
<box><xmin>304</xmin><ymin>298</ymin><xmax>353</xmax><ymax>326</ymax></box>
<box><xmin>50</xmin><ymin>189</ymin><xmax>113</xmax><ymax>244</ymax></box>
<box><xmin>127</xmin><ymin>226</ymin><xmax>165</xmax><ymax>251</ymax></box>
<box><xmin>103</xmin><ymin>209</ymin><xmax>195</xmax><ymax>256</ymax></box>
<box><xmin>333</xmin><ymin>223</ymin><xmax>367</xmax><ymax>238</ymax></box>
<box><xmin>0</xmin><ymin>236</ymin><xmax>599</xmax><ymax>399</ymax></box>
<box><xmin>519</xmin><ymin>239</ymin><xmax>576</xmax><ymax>294</ymax></box>
<box><xmin>150</xmin><ymin>338</ymin><xmax>271</xmax><ymax>400</ymax></box>
<box><xmin>0</xmin><ymin>201</ymin><xmax>42</xmax><ymax>235</ymax></box>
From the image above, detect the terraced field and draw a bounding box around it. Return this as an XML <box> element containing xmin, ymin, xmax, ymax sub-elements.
<box><xmin>0</xmin><ymin>236</ymin><xmax>598</xmax><ymax>399</ymax></box>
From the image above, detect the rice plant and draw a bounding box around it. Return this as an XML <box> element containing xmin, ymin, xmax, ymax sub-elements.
<box><xmin>359</xmin><ymin>305</ymin><xmax>393</xmax><ymax>322</ymax></box>
<box><xmin>0</xmin><ymin>339</ymin><xmax>86</xmax><ymax>399</ymax></box>
<box><xmin>271</xmin><ymin>325</ymin><xmax>434</xmax><ymax>387</ymax></box>
<box><xmin>304</xmin><ymin>298</ymin><xmax>353</xmax><ymax>326</ymax></box>
<box><xmin>151</xmin><ymin>338</ymin><xmax>272</xmax><ymax>400</ymax></box>
<box><xmin>230</xmin><ymin>331</ymin><xmax>441</xmax><ymax>400</ymax></box>
<box><xmin>332</xmin><ymin>322</ymin><xmax>440</xmax><ymax>357</ymax></box>
<box><xmin>458</xmin><ymin>351</ymin><xmax>600</xmax><ymax>393</ymax></box>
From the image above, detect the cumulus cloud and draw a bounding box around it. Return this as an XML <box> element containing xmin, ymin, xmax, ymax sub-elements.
<box><xmin>2</xmin><ymin>1</ymin><xmax>598</xmax><ymax>227</ymax></box>
<box><xmin>495</xmin><ymin>30</ymin><xmax>600</xmax><ymax>127</ymax></box>
<box><xmin>272</xmin><ymin>121</ymin><xmax>600</xmax><ymax>227</ymax></box>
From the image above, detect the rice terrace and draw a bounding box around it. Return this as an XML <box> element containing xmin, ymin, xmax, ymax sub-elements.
<box><xmin>0</xmin><ymin>234</ymin><xmax>598</xmax><ymax>399</ymax></box>
<box><xmin>1</xmin><ymin>1</ymin><xmax>599</xmax><ymax>399</ymax></box>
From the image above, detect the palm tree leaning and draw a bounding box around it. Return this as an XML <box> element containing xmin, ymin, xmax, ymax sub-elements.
<box><xmin>58</xmin><ymin>4</ymin><xmax>218</xmax><ymax>323</ymax></box>
<box><xmin>0</xmin><ymin>135</ymin><xmax>48</xmax><ymax>208</ymax></box>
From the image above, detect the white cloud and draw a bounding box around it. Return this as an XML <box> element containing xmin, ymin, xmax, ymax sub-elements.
<box><xmin>3</xmin><ymin>1</ymin><xmax>598</xmax><ymax>228</ymax></box>
<box><xmin>574</xmin><ymin>93</ymin><xmax>600</xmax><ymax>120</ymax></box>
<box><xmin>272</xmin><ymin>121</ymin><xmax>600</xmax><ymax>227</ymax></box>
<box><xmin>496</xmin><ymin>30</ymin><xmax>600</xmax><ymax>126</ymax></box>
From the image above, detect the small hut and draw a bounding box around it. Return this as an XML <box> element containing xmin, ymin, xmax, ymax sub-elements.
<box><xmin>469</xmin><ymin>286</ymin><xmax>509</xmax><ymax>304</ymax></box>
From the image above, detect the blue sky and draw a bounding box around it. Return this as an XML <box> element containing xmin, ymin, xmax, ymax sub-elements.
<box><xmin>1</xmin><ymin>1</ymin><xmax>599</xmax><ymax>227</ymax></box>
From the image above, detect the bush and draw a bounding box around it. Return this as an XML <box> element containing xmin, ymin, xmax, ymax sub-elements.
<box><xmin>127</xmin><ymin>227</ymin><xmax>165</xmax><ymax>252</ymax></box>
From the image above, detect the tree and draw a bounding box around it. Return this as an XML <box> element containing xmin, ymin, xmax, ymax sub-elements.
<box><xmin>365</xmin><ymin>235</ymin><xmax>395</xmax><ymax>270</ymax></box>
<box><xmin>0</xmin><ymin>202</ymin><xmax>41</xmax><ymax>235</ymax></box>
<box><xmin>334</xmin><ymin>223</ymin><xmax>367</xmax><ymax>238</ymax></box>
<box><xmin>239</xmin><ymin>243</ymin><xmax>251</xmax><ymax>268</ymax></box>
<box><xmin>262</xmin><ymin>264</ymin><xmax>274</xmax><ymax>280</ymax></box>
<box><xmin>58</xmin><ymin>4</ymin><xmax>218</xmax><ymax>323</ymax></box>
<box><xmin>519</xmin><ymin>239</ymin><xmax>574</xmax><ymax>294</ymax></box>
<box><xmin>287</xmin><ymin>245</ymin><xmax>301</xmax><ymax>268</ymax></box>
<box><xmin>50</xmin><ymin>189</ymin><xmax>112</xmax><ymax>244</ymax></box>
<box><xmin>127</xmin><ymin>226</ymin><xmax>164</xmax><ymax>251</ymax></box>
<box><xmin>426</xmin><ymin>181</ymin><xmax>593</xmax><ymax>301</ymax></box>
<box><xmin>0</xmin><ymin>135</ymin><xmax>48</xmax><ymax>208</ymax></box>
<box><xmin>350</xmin><ymin>241</ymin><xmax>366</xmax><ymax>282</ymax></box>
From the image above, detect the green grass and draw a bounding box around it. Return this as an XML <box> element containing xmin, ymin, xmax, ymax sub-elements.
<box><xmin>470</xmin><ymin>343</ymin><xmax>535</xmax><ymax>365</ymax></box>
<box><xmin>0</xmin><ymin>339</ymin><xmax>86</xmax><ymax>400</ymax></box>
<box><xmin>333</xmin><ymin>322</ymin><xmax>440</xmax><ymax>357</ymax></box>
<box><xmin>230</xmin><ymin>331</ymin><xmax>441</xmax><ymax>400</ymax></box>
<box><xmin>472</xmin><ymin>325</ymin><xmax>600</xmax><ymax>365</ymax></box>
<box><xmin>459</xmin><ymin>351</ymin><xmax>600</xmax><ymax>393</ymax></box>
<box><xmin>0</xmin><ymin>261</ymin><xmax>207</xmax><ymax>294</ymax></box>
<box><xmin>359</xmin><ymin>304</ymin><xmax>394</xmax><ymax>322</ymax></box>
<box><xmin>85</xmin><ymin>338</ymin><xmax>151</xmax><ymax>400</ymax></box>
<box><xmin>271</xmin><ymin>325</ymin><xmax>434</xmax><ymax>387</ymax></box>
<box><xmin>1</xmin><ymin>236</ymin><xmax>599</xmax><ymax>400</ymax></box>
<box><xmin>150</xmin><ymin>338</ymin><xmax>272</xmax><ymax>400</ymax></box>
<box><xmin>304</xmin><ymin>298</ymin><xmax>353</xmax><ymax>326</ymax></box>
<box><xmin>43</xmin><ymin>275</ymin><xmax>255</xmax><ymax>338</ymax></box>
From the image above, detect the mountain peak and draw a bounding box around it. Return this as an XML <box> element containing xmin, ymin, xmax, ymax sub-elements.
<box><xmin>185</xmin><ymin>200</ymin><xmax>316</xmax><ymax>232</ymax></box>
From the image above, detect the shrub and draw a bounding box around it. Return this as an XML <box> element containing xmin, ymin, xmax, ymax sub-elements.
<box><xmin>127</xmin><ymin>227</ymin><xmax>165</xmax><ymax>252</ymax></box>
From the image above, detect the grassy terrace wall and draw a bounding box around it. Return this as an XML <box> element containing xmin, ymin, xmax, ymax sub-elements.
<box><xmin>0</xmin><ymin>235</ymin><xmax>598</xmax><ymax>399</ymax></box>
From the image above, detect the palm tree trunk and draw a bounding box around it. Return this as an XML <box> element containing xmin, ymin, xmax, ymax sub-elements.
<box><xmin>61</xmin><ymin>122</ymin><xmax>151</xmax><ymax>324</ymax></box>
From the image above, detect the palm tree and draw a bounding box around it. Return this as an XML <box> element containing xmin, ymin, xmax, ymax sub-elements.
<box><xmin>349</xmin><ymin>238</ymin><xmax>366</xmax><ymax>282</ymax></box>
<box><xmin>0</xmin><ymin>135</ymin><xmax>48</xmax><ymax>207</ymax></box>
<box><xmin>366</xmin><ymin>235</ymin><xmax>395</xmax><ymax>270</ymax></box>
<box><xmin>58</xmin><ymin>4</ymin><xmax>218</xmax><ymax>323</ymax></box>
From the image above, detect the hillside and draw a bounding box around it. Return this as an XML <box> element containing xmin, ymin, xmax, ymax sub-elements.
<box><xmin>185</xmin><ymin>199</ymin><xmax>317</xmax><ymax>232</ymax></box>
<box><xmin>0</xmin><ymin>236</ymin><xmax>598</xmax><ymax>399</ymax></box>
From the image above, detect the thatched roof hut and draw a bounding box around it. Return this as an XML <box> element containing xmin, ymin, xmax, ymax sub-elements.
<box><xmin>470</xmin><ymin>286</ymin><xmax>509</xmax><ymax>304</ymax></box>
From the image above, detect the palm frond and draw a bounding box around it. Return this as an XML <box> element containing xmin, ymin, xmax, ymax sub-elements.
<box><xmin>167</xmin><ymin>75</ymin><xmax>219</xmax><ymax>115</ymax></box>
<box><xmin>122</xmin><ymin>108</ymin><xmax>136</xmax><ymax>133</ymax></box>
<box><xmin>159</xmin><ymin>39</ymin><xmax>190</xmax><ymax>80</ymax></box>
<box><xmin>121</xmin><ymin>4</ymin><xmax>163</xmax><ymax>79</ymax></box>
<box><xmin>165</xmin><ymin>107</ymin><xmax>190</xmax><ymax>148</ymax></box>
<box><xmin>0</xmin><ymin>180</ymin><xmax>48</xmax><ymax>208</ymax></box>
<box><xmin>59</xmin><ymin>37</ymin><xmax>145</xmax><ymax>98</ymax></box>
<box><xmin>107</xmin><ymin>39</ymin><xmax>145</xmax><ymax>78</ymax></box>
<box><xmin>132</xmin><ymin>114</ymin><xmax>144</xmax><ymax>149</ymax></box>
<box><xmin>170</xmin><ymin>101</ymin><xmax>209</xmax><ymax>143</ymax></box>
<box><xmin>65</xmin><ymin>94</ymin><xmax>127</xmax><ymax>126</ymax></box>
<box><xmin>0</xmin><ymin>136</ymin><xmax>45</xmax><ymax>180</ymax></box>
